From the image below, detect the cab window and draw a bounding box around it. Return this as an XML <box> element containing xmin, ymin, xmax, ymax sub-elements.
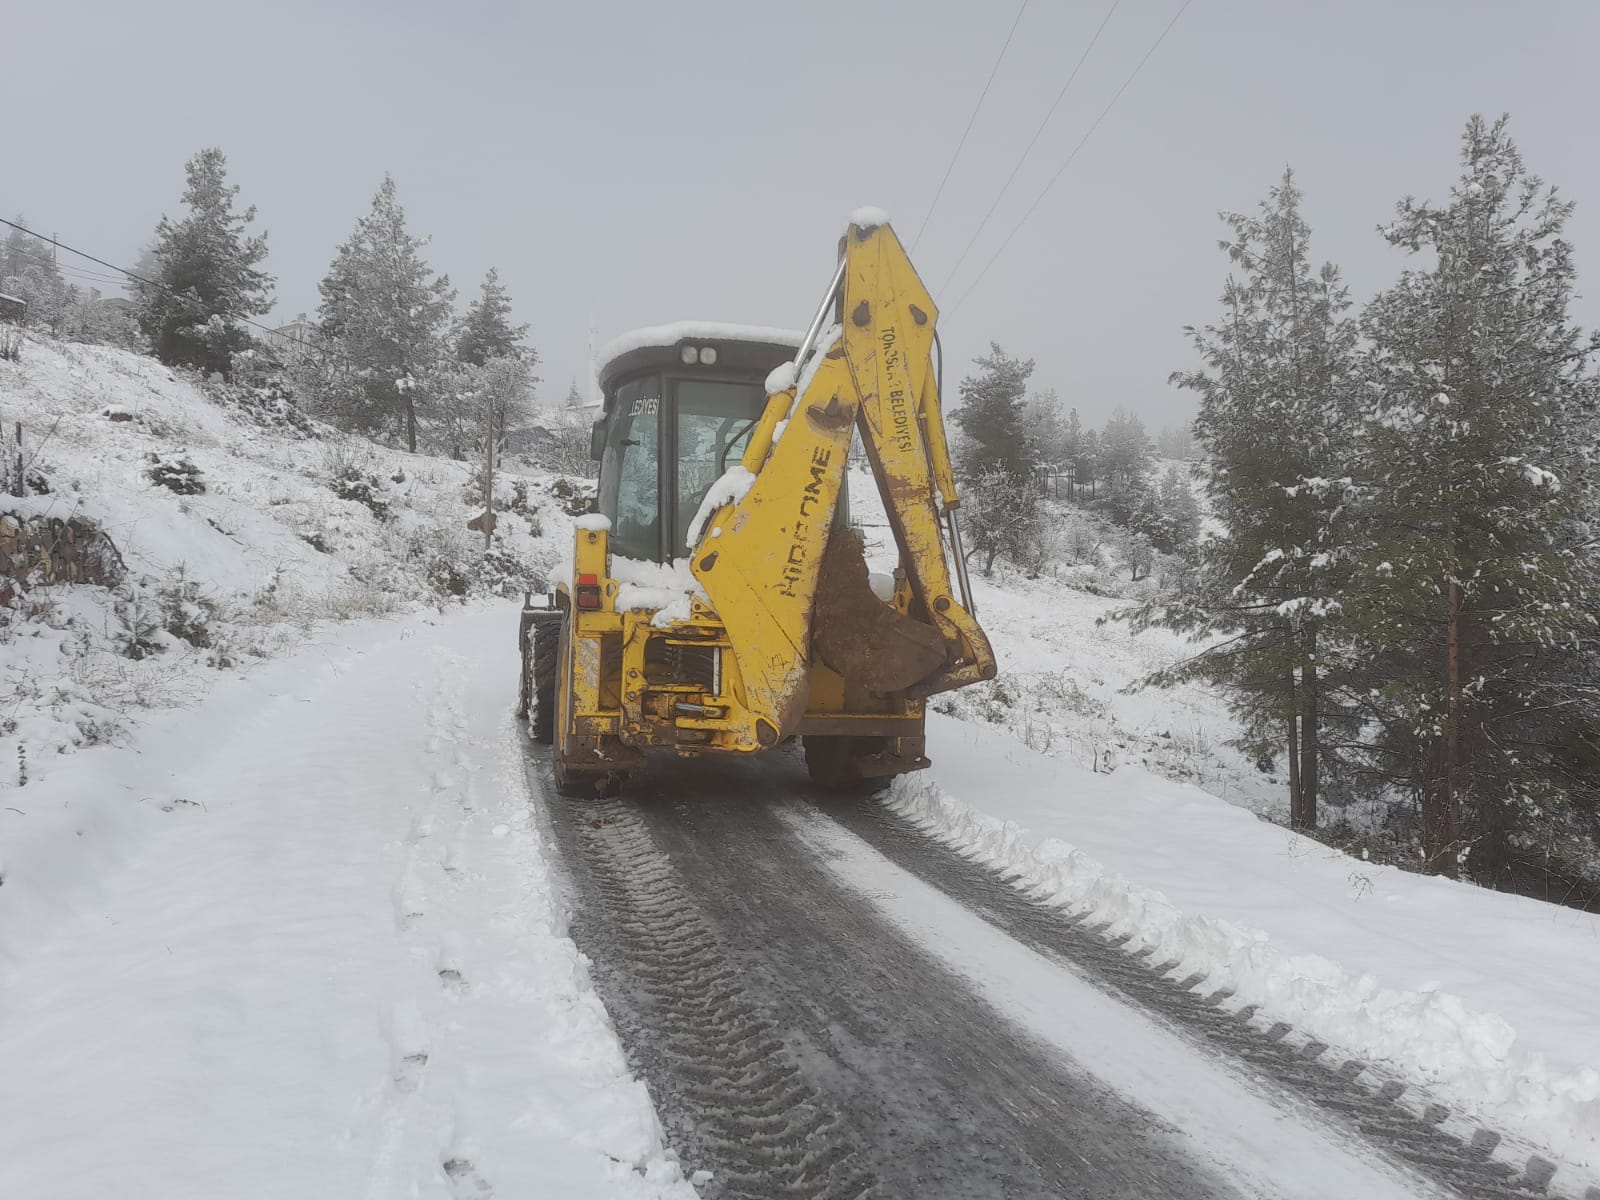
<box><xmin>600</xmin><ymin>374</ymin><xmax>662</xmax><ymax>560</ymax></box>
<box><xmin>673</xmin><ymin>379</ymin><xmax>766</xmax><ymax>554</ymax></box>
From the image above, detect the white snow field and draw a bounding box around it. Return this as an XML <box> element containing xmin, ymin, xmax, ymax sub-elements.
<box><xmin>0</xmin><ymin>605</ymin><xmax>697</xmax><ymax>1200</ymax></box>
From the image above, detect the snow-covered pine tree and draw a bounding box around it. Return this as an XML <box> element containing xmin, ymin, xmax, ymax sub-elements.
<box><xmin>953</xmin><ymin>344</ymin><xmax>1034</xmax><ymax>482</ymax></box>
<box><xmin>314</xmin><ymin>176</ymin><xmax>455</xmax><ymax>452</ymax></box>
<box><xmin>1061</xmin><ymin>406</ymin><xmax>1084</xmax><ymax>494</ymax></box>
<box><xmin>1154</xmin><ymin>462</ymin><xmax>1202</xmax><ymax>551</ymax></box>
<box><xmin>1134</xmin><ymin>168</ymin><xmax>1358</xmax><ymax>830</ymax></box>
<box><xmin>563</xmin><ymin>380</ymin><xmax>585</xmax><ymax>409</ymax></box>
<box><xmin>1</xmin><ymin>217</ymin><xmax>70</xmax><ymax>334</ymax></box>
<box><xmin>134</xmin><ymin>149</ymin><xmax>273</xmax><ymax>377</ymax></box>
<box><xmin>1074</xmin><ymin>427</ymin><xmax>1101</xmax><ymax>501</ymax></box>
<box><xmin>1099</xmin><ymin>407</ymin><xmax>1152</xmax><ymax>493</ymax></box>
<box><xmin>1024</xmin><ymin>387</ymin><xmax>1071</xmax><ymax>477</ymax></box>
<box><xmin>455</xmin><ymin>269</ymin><xmax>532</xmax><ymax>367</ymax></box>
<box><xmin>0</xmin><ymin>217</ymin><xmax>42</xmax><ymax>280</ymax></box>
<box><xmin>952</xmin><ymin>346</ymin><xmax>1039</xmax><ymax>574</ymax></box>
<box><xmin>1348</xmin><ymin>115</ymin><xmax>1600</xmax><ymax>881</ymax></box>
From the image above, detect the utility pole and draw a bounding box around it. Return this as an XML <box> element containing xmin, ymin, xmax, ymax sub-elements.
<box><xmin>587</xmin><ymin>317</ymin><xmax>600</xmax><ymax>408</ymax></box>
<box><xmin>481</xmin><ymin>400</ymin><xmax>496</xmax><ymax>552</ymax></box>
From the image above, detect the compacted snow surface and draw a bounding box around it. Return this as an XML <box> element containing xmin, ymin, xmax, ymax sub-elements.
<box><xmin>0</xmin><ymin>606</ymin><xmax>697</xmax><ymax>1200</ymax></box>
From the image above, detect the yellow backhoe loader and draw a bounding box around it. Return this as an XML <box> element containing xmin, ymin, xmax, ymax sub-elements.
<box><xmin>517</xmin><ymin>212</ymin><xmax>996</xmax><ymax>796</ymax></box>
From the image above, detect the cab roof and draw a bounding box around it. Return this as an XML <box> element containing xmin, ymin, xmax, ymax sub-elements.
<box><xmin>597</xmin><ymin>322</ymin><xmax>802</xmax><ymax>393</ymax></box>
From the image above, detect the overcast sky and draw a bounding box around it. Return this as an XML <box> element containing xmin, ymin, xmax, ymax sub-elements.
<box><xmin>7</xmin><ymin>0</ymin><xmax>1599</xmax><ymax>429</ymax></box>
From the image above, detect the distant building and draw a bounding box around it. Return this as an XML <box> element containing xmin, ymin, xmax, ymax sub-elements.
<box><xmin>0</xmin><ymin>293</ymin><xmax>26</xmax><ymax>324</ymax></box>
<box><xmin>501</xmin><ymin>427</ymin><xmax>547</xmax><ymax>457</ymax></box>
<box><xmin>100</xmin><ymin>296</ymin><xmax>135</xmax><ymax>317</ymax></box>
<box><xmin>266</xmin><ymin>313</ymin><xmax>318</xmax><ymax>363</ymax></box>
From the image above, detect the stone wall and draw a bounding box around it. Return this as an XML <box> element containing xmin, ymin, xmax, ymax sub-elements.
<box><xmin>0</xmin><ymin>512</ymin><xmax>126</xmax><ymax>596</ymax></box>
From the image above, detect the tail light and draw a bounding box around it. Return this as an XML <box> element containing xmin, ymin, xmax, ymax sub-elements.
<box><xmin>576</xmin><ymin>572</ymin><xmax>603</xmax><ymax>611</ymax></box>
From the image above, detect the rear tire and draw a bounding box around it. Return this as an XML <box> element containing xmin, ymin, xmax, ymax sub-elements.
<box><xmin>554</xmin><ymin>757</ymin><xmax>623</xmax><ymax>799</ymax></box>
<box><xmin>803</xmin><ymin>736</ymin><xmax>882</xmax><ymax>793</ymax></box>
<box><xmin>550</xmin><ymin>609</ymin><xmax>626</xmax><ymax>799</ymax></box>
<box><xmin>529</xmin><ymin>614</ymin><xmax>560</xmax><ymax>745</ymax></box>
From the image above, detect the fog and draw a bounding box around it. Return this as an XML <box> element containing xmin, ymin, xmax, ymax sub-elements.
<box><xmin>6</xmin><ymin>0</ymin><xmax>1597</xmax><ymax>429</ymax></box>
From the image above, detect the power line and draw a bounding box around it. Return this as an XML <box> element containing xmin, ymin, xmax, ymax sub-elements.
<box><xmin>61</xmin><ymin>266</ymin><xmax>129</xmax><ymax>287</ymax></box>
<box><xmin>938</xmin><ymin>0</ymin><xmax>1121</xmax><ymax>294</ymax></box>
<box><xmin>0</xmin><ymin>214</ymin><xmax>311</xmax><ymax>349</ymax></box>
<box><xmin>910</xmin><ymin>0</ymin><xmax>1030</xmax><ymax>254</ymax></box>
<box><xmin>949</xmin><ymin>0</ymin><xmax>1192</xmax><ymax>316</ymax></box>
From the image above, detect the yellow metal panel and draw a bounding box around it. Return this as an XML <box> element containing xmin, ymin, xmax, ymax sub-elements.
<box><xmin>691</xmin><ymin>345</ymin><xmax>859</xmax><ymax>742</ymax></box>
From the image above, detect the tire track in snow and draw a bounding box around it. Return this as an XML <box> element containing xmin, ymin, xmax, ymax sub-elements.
<box><xmin>554</xmin><ymin>796</ymin><xmax>877</xmax><ymax>1199</ymax></box>
<box><xmin>539</xmin><ymin>755</ymin><xmax>1254</xmax><ymax>1199</ymax></box>
<box><xmin>815</xmin><ymin>794</ymin><xmax>1575</xmax><ymax>1200</ymax></box>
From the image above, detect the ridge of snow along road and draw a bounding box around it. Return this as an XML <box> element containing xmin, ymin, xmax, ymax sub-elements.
<box><xmin>0</xmin><ymin>606</ymin><xmax>700</xmax><ymax>1200</ymax></box>
<box><xmin>886</xmin><ymin>713</ymin><xmax>1600</xmax><ymax>1181</ymax></box>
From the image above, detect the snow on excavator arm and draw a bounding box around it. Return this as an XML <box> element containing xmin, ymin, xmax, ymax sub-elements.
<box><xmin>687</xmin><ymin>213</ymin><xmax>996</xmax><ymax>744</ymax></box>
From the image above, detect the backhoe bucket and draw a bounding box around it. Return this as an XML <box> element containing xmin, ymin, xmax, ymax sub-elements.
<box><xmin>813</xmin><ymin>529</ymin><xmax>946</xmax><ymax>693</ymax></box>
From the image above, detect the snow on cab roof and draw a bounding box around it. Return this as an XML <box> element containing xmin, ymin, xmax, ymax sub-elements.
<box><xmin>597</xmin><ymin>321</ymin><xmax>802</xmax><ymax>379</ymax></box>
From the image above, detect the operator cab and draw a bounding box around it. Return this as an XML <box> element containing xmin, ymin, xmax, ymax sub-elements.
<box><xmin>593</xmin><ymin>323</ymin><xmax>845</xmax><ymax>564</ymax></box>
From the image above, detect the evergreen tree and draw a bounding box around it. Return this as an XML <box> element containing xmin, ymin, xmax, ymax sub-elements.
<box><xmin>953</xmin><ymin>343</ymin><xmax>1034</xmax><ymax>482</ymax></box>
<box><xmin>1061</xmin><ymin>407</ymin><xmax>1083</xmax><ymax>480</ymax></box>
<box><xmin>455</xmin><ymin>268</ymin><xmax>531</xmax><ymax>367</ymax></box>
<box><xmin>1133</xmin><ymin>168</ymin><xmax>1359</xmax><ymax>830</ymax></box>
<box><xmin>2</xmin><ymin>218</ymin><xmax>53</xmax><ymax>280</ymax></box>
<box><xmin>1075</xmin><ymin>428</ymin><xmax>1102</xmax><ymax>500</ymax></box>
<box><xmin>1344</xmin><ymin>116</ymin><xmax>1600</xmax><ymax>880</ymax></box>
<box><xmin>563</xmin><ymin>380</ymin><xmax>585</xmax><ymax>409</ymax></box>
<box><xmin>1153</xmin><ymin>462</ymin><xmax>1202</xmax><ymax>551</ymax></box>
<box><xmin>314</xmin><ymin>176</ymin><xmax>455</xmax><ymax>451</ymax></box>
<box><xmin>1024</xmin><ymin>387</ymin><xmax>1070</xmax><ymax>469</ymax></box>
<box><xmin>134</xmin><ymin>149</ymin><xmax>273</xmax><ymax>377</ymax></box>
<box><xmin>1</xmin><ymin>217</ymin><xmax>69</xmax><ymax>333</ymax></box>
<box><xmin>1099</xmin><ymin>407</ymin><xmax>1152</xmax><ymax>493</ymax></box>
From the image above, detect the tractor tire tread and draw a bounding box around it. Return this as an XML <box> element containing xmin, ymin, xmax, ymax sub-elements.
<box><xmin>530</xmin><ymin>614</ymin><xmax>560</xmax><ymax>745</ymax></box>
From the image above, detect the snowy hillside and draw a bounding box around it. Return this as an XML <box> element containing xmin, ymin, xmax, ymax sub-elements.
<box><xmin>0</xmin><ymin>338</ymin><xmax>578</xmax><ymax>786</ymax></box>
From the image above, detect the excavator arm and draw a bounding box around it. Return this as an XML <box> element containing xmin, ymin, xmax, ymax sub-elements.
<box><xmin>688</xmin><ymin>214</ymin><xmax>996</xmax><ymax>746</ymax></box>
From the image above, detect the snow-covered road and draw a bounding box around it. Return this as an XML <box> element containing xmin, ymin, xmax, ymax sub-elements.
<box><xmin>0</xmin><ymin>606</ymin><xmax>695</xmax><ymax>1200</ymax></box>
<box><xmin>0</xmin><ymin>602</ymin><xmax>1586</xmax><ymax>1198</ymax></box>
<box><xmin>548</xmin><ymin>752</ymin><xmax>1461</xmax><ymax>1199</ymax></box>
